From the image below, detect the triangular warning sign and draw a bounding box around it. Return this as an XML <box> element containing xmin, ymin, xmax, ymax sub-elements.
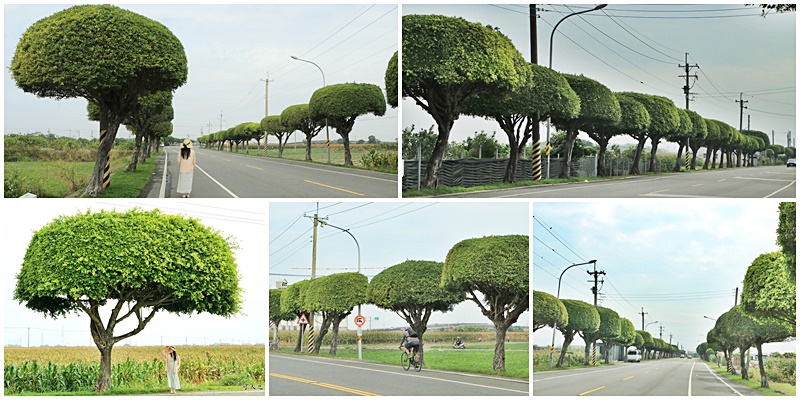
<box><xmin>297</xmin><ymin>313</ymin><xmax>309</xmax><ymax>325</ymax></box>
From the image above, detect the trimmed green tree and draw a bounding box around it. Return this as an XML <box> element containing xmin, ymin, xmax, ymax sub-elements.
<box><xmin>10</xmin><ymin>5</ymin><xmax>188</xmax><ymax>196</ymax></box>
<box><xmin>636</xmin><ymin>330</ymin><xmax>654</xmax><ymax>359</ymax></box>
<box><xmin>463</xmin><ymin>63</ymin><xmax>580</xmax><ymax>182</ymax></box>
<box><xmin>261</xmin><ymin>116</ymin><xmax>292</xmax><ymax>158</ymax></box>
<box><xmin>741</xmin><ymin>251</ymin><xmax>795</xmax><ymax>327</ymax></box>
<box><xmin>682</xmin><ymin>110</ymin><xmax>708</xmax><ymax>170</ymax></box>
<box><xmin>666</xmin><ymin>108</ymin><xmax>693</xmax><ymax>172</ymax></box>
<box><xmin>616</xmin><ymin>318</ymin><xmax>636</xmax><ymax>356</ymax></box>
<box><xmin>269</xmin><ymin>289</ymin><xmax>295</xmax><ymax>350</ymax></box>
<box><xmin>441</xmin><ymin>234</ymin><xmax>529</xmax><ymax>371</ymax></box>
<box><xmin>532</xmin><ymin>290</ymin><xmax>568</xmax><ymax>333</ymax></box>
<box><xmin>403</xmin><ymin>14</ymin><xmax>527</xmax><ymax>188</ymax></box>
<box><xmin>281</xmin><ymin>104</ymin><xmax>324</xmax><ymax>161</ymax></box>
<box><xmin>385</xmin><ymin>51</ymin><xmax>398</xmax><ymax>108</ymax></box>
<box><xmin>304</xmin><ymin>272</ymin><xmax>368</xmax><ymax>355</ymax></box>
<box><xmin>579</xmin><ymin>306</ymin><xmax>620</xmax><ymax>365</ymax></box>
<box><xmin>368</xmin><ymin>260</ymin><xmax>464</xmax><ymax>364</ymax></box>
<box><xmin>13</xmin><ymin>209</ymin><xmax>241</xmax><ymax>392</ymax></box>
<box><xmin>777</xmin><ymin>202</ymin><xmax>796</xmax><ymax>278</ymax></box>
<box><xmin>619</xmin><ymin>92</ymin><xmax>679</xmax><ymax>174</ymax></box>
<box><xmin>309</xmin><ymin>83</ymin><xmax>386</xmax><ymax>166</ymax></box>
<box><xmin>121</xmin><ymin>91</ymin><xmax>174</xmax><ymax>171</ymax></box>
<box><xmin>556</xmin><ymin>299</ymin><xmax>599</xmax><ymax>368</ymax></box>
<box><xmin>552</xmin><ymin>74</ymin><xmax>620</xmax><ymax>178</ymax></box>
<box><xmin>587</xmin><ymin>92</ymin><xmax>649</xmax><ymax>176</ymax></box>
<box><xmin>280</xmin><ymin>280</ymin><xmax>311</xmax><ymax>352</ymax></box>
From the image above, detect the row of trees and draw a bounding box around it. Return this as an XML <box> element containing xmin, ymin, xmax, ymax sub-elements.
<box><xmin>198</xmin><ymin>53</ymin><xmax>397</xmax><ymax>166</ymax></box>
<box><xmin>402</xmin><ymin>14</ymin><xmax>791</xmax><ymax>189</ymax></box>
<box><xmin>10</xmin><ymin>5</ymin><xmax>188</xmax><ymax>195</ymax></box>
<box><xmin>699</xmin><ymin>202</ymin><xmax>796</xmax><ymax>388</ymax></box>
<box><xmin>533</xmin><ymin>292</ymin><xmax>682</xmax><ymax>368</ymax></box>
<box><xmin>269</xmin><ymin>234</ymin><xmax>529</xmax><ymax>372</ymax></box>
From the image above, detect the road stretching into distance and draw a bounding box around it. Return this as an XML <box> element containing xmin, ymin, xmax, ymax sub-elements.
<box><xmin>436</xmin><ymin>165</ymin><xmax>795</xmax><ymax>198</ymax></box>
<box><xmin>269</xmin><ymin>353</ymin><xmax>529</xmax><ymax>396</ymax></box>
<box><xmin>146</xmin><ymin>147</ymin><xmax>397</xmax><ymax>198</ymax></box>
<box><xmin>532</xmin><ymin>358</ymin><xmax>762</xmax><ymax>396</ymax></box>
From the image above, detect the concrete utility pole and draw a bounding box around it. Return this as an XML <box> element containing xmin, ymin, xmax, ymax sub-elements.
<box><xmin>303</xmin><ymin>204</ymin><xmax>326</xmax><ymax>353</ymax></box>
<box><xmin>261</xmin><ymin>72</ymin><xmax>273</xmax><ymax>117</ymax></box>
<box><xmin>735</xmin><ymin>287</ymin><xmax>739</xmax><ymax>306</ymax></box>
<box><xmin>587</xmin><ymin>264</ymin><xmax>606</xmax><ymax>306</ymax></box>
<box><xmin>736</xmin><ymin>93</ymin><xmax>748</xmax><ymax>131</ymax></box>
<box><xmin>530</xmin><ymin>5</ymin><xmax>542</xmax><ymax>181</ymax></box>
<box><xmin>678</xmin><ymin>53</ymin><xmax>699</xmax><ymax>110</ymax></box>
<box><xmin>659</xmin><ymin>324</ymin><xmax>664</xmax><ymax>340</ymax></box>
<box><xmin>639</xmin><ymin>307</ymin><xmax>648</xmax><ymax>330</ymax></box>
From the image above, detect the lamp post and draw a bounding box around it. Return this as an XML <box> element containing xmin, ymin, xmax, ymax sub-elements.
<box><xmin>545</xmin><ymin>4</ymin><xmax>607</xmax><ymax>179</ymax></box>
<box><xmin>703</xmin><ymin>316</ymin><xmax>716</xmax><ymax>321</ymax></box>
<box><xmin>550</xmin><ymin>259</ymin><xmax>597</xmax><ymax>368</ymax></box>
<box><xmin>320</xmin><ymin>221</ymin><xmax>362</xmax><ymax>360</ymax></box>
<box><xmin>290</xmin><ymin>55</ymin><xmax>331</xmax><ymax>164</ymax></box>
<box><xmin>645</xmin><ymin>321</ymin><xmax>659</xmax><ymax>331</ymax></box>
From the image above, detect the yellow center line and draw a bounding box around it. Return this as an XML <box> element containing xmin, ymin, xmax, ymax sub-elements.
<box><xmin>304</xmin><ymin>180</ymin><xmax>365</xmax><ymax>196</ymax></box>
<box><xmin>269</xmin><ymin>372</ymin><xmax>379</xmax><ymax>396</ymax></box>
<box><xmin>579</xmin><ymin>386</ymin><xmax>605</xmax><ymax>396</ymax></box>
<box><xmin>246</xmin><ymin>165</ymin><xmax>263</xmax><ymax>171</ymax></box>
<box><xmin>648</xmin><ymin>189</ymin><xmax>670</xmax><ymax>194</ymax></box>
<box><xmin>692</xmin><ymin>184</ymin><xmax>704</xmax><ymax>187</ymax></box>
<box><xmin>623</xmin><ymin>376</ymin><xmax>634</xmax><ymax>381</ymax></box>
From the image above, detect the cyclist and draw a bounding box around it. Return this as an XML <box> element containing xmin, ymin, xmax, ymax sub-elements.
<box><xmin>400</xmin><ymin>327</ymin><xmax>420</xmax><ymax>360</ymax></box>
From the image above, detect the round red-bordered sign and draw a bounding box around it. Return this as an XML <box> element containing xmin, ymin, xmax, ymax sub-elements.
<box><xmin>354</xmin><ymin>315</ymin><xmax>366</xmax><ymax>327</ymax></box>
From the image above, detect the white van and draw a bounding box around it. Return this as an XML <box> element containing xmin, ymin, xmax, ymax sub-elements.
<box><xmin>627</xmin><ymin>348</ymin><xmax>642</xmax><ymax>362</ymax></box>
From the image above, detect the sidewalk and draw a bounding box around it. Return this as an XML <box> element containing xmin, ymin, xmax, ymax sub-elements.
<box><xmin>139</xmin><ymin>150</ymin><xmax>170</xmax><ymax>198</ymax></box>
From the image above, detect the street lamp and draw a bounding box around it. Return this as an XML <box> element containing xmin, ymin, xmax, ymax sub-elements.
<box><xmin>290</xmin><ymin>55</ymin><xmax>331</xmax><ymax>164</ymax></box>
<box><xmin>549</xmin><ymin>259</ymin><xmax>597</xmax><ymax>368</ymax></box>
<box><xmin>645</xmin><ymin>321</ymin><xmax>659</xmax><ymax>331</ymax></box>
<box><xmin>703</xmin><ymin>316</ymin><xmax>717</xmax><ymax>321</ymax></box>
<box><xmin>320</xmin><ymin>221</ymin><xmax>362</xmax><ymax>360</ymax></box>
<box><xmin>545</xmin><ymin>4</ymin><xmax>607</xmax><ymax>179</ymax></box>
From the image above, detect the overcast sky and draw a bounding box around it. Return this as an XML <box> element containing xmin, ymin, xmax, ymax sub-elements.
<box><xmin>5</xmin><ymin>4</ymin><xmax>398</xmax><ymax>143</ymax></box>
<box><xmin>269</xmin><ymin>201</ymin><xmax>530</xmax><ymax>330</ymax></box>
<box><xmin>402</xmin><ymin>4</ymin><xmax>796</xmax><ymax>152</ymax></box>
<box><xmin>532</xmin><ymin>200</ymin><xmax>794</xmax><ymax>354</ymax></box>
<box><xmin>3</xmin><ymin>199</ymin><xmax>267</xmax><ymax>347</ymax></box>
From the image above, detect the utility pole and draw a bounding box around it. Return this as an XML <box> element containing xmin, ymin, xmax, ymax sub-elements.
<box><xmin>219</xmin><ymin>111</ymin><xmax>223</xmax><ymax>133</ymax></box>
<box><xmin>788</xmin><ymin>130</ymin><xmax>792</xmax><ymax>148</ymax></box>
<box><xmin>669</xmin><ymin>333</ymin><xmax>673</xmax><ymax>345</ymax></box>
<box><xmin>303</xmin><ymin>204</ymin><xmax>326</xmax><ymax>354</ymax></box>
<box><xmin>659</xmin><ymin>324</ymin><xmax>664</xmax><ymax>340</ymax></box>
<box><xmin>736</xmin><ymin>93</ymin><xmax>748</xmax><ymax>131</ymax></box>
<box><xmin>529</xmin><ymin>5</ymin><xmax>543</xmax><ymax>181</ymax></box>
<box><xmin>735</xmin><ymin>287</ymin><xmax>739</xmax><ymax>306</ymax></box>
<box><xmin>587</xmin><ymin>264</ymin><xmax>606</xmax><ymax>306</ymax></box>
<box><xmin>261</xmin><ymin>72</ymin><xmax>273</xmax><ymax>117</ymax></box>
<box><xmin>208</xmin><ymin>121</ymin><xmax>213</xmax><ymax>136</ymax></box>
<box><xmin>678</xmin><ymin>53</ymin><xmax>699</xmax><ymax>110</ymax></box>
<box><xmin>639</xmin><ymin>307</ymin><xmax>648</xmax><ymax>330</ymax></box>
<box><xmin>747</xmin><ymin>115</ymin><xmax>750</xmax><ymax>130</ymax></box>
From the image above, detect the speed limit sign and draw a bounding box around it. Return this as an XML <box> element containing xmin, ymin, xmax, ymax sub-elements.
<box><xmin>354</xmin><ymin>315</ymin><xmax>366</xmax><ymax>327</ymax></box>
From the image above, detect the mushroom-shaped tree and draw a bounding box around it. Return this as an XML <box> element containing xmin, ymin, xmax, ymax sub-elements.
<box><xmin>281</xmin><ymin>104</ymin><xmax>324</xmax><ymax>161</ymax></box>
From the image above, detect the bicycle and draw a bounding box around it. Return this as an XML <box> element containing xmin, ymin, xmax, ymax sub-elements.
<box><xmin>400</xmin><ymin>346</ymin><xmax>422</xmax><ymax>372</ymax></box>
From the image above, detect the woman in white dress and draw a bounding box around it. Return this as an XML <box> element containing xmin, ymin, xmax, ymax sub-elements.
<box><xmin>177</xmin><ymin>139</ymin><xmax>196</xmax><ymax>198</ymax></box>
<box><xmin>161</xmin><ymin>346</ymin><xmax>181</xmax><ymax>394</ymax></box>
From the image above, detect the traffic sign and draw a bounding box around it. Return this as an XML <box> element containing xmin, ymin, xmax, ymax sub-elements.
<box><xmin>297</xmin><ymin>312</ymin><xmax>309</xmax><ymax>325</ymax></box>
<box><xmin>354</xmin><ymin>315</ymin><xmax>366</xmax><ymax>327</ymax></box>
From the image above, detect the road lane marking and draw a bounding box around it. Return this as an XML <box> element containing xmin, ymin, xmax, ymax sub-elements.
<box><xmin>222</xmin><ymin>158</ymin><xmax>231</xmax><ymax>162</ymax></box>
<box><xmin>304</xmin><ymin>180</ymin><xmax>365</xmax><ymax>196</ymax></box>
<box><xmin>734</xmin><ymin>176</ymin><xmax>795</xmax><ymax>182</ymax></box>
<box><xmin>717</xmin><ymin>179</ymin><xmax>726</xmax><ymax>182</ymax></box>
<box><xmin>246</xmin><ymin>165</ymin><xmax>264</xmax><ymax>171</ymax></box>
<box><xmin>270</xmin><ymin>354</ymin><xmax>527</xmax><ymax>394</ymax></box>
<box><xmin>622</xmin><ymin>376</ymin><xmax>634</xmax><ymax>381</ymax></box>
<box><xmin>493</xmin><ymin>177</ymin><xmax>672</xmax><ymax>198</ymax></box>
<box><xmin>648</xmin><ymin>189</ymin><xmax>670</xmax><ymax>194</ymax></box>
<box><xmin>196</xmin><ymin>165</ymin><xmax>239</xmax><ymax>198</ymax></box>
<box><xmin>764</xmin><ymin>181</ymin><xmax>796</xmax><ymax>198</ymax></box>
<box><xmin>644</xmin><ymin>371</ymin><xmax>651</xmax><ymax>374</ymax></box>
<box><xmin>159</xmin><ymin>151</ymin><xmax>168</xmax><ymax>198</ymax></box>
<box><xmin>269</xmin><ymin>373</ymin><xmax>378</xmax><ymax>396</ymax></box>
<box><xmin>579</xmin><ymin>386</ymin><xmax>605</xmax><ymax>396</ymax></box>
<box><xmin>688</xmin><ymin>360</ymin><xmax>695</xmax><ymax>396</ymax></box>
<box><xmin>692</xmin><ymin>184</ymin><xmax>704</xmax><ymax>187</ymax></box>
<box><xmin>701</xmin><ymin>361</ymin><xmax>742</xmax><ymax>396</ymax></box>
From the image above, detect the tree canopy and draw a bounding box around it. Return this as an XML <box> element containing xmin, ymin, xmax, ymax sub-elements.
<box><xmin>556</xmin><ymin>299</ymin><xmax>599</xmax><ymax>368</ymax></box>
<box><xmin>776</xmin><ymin>202</ymin><xmax>796</xmax><ymax>277</ymax></box>
<box><xmin>587</xmin><ymin>91</ymin><xmax>650</xmax><ymax>176</ymax></box>
<box><xmin>385</xmin><ymin>51</ymin><xmax>398</xmax><ymax>108</ymax></box>
<box><xmin>305</xmin><ymin>272</ymin><xmax>368</xmax><ymax>355</ymax></box>
<box><xmin>741</xmin><ymin>251</ymin><xmax>795</xmax><ymax>327</ymax></box>
<box><xmin>280</xmin><ymin>104</ymin><xmax>324</xmax><ymax>161</ymax></box>
<box><xmin>261</xmin><ymin>115</ymin><xmax>293</xmax><ymax>158</ymax></box>
<box><xmin>532</xmin><ymin>290</ymin><xmax>568</xmax><ymax>333</ymax></box>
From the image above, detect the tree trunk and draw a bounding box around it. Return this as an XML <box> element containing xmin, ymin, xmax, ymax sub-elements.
<box><xmin>305</xmin><ymin>133</ymin><xmax>313</xmax><ymax>161</ymax></box>
<box><xmin>85</xmin><ymin>108</ymin><xmax>121</xmax><ymax>196</ymax></box>
<box><xmin>691</xmin><ymin>146</ymin><xmax>700</xmax><ymax>170</ymax></box>
<box><xmin>294</xmin><ymin>324</ymin><xmax>304</xmax><ymax>353</ymax></box>
<box><xmin>711</xmin><ymin>147</ymin><xmax>718</xmax><ymax>169</ymax></box>
<box><xmin>629</xmin><ymin>135</ymin><xmax>648</xmax><ymax>175</ymax></box>
<box><xmin>127</xmin><ymin>133</ymin><xmax>144</xmax><ymax>172</ymax></box>
<box><xmin>648</xmin><ymin>137</ymin><xmax>660</xmax><ymax>173</ymax></box>
<box><xmin>329</xmin><ymin>311</ymin><xmax>350</xmax><ymax>355</ymax></box>
<box><xmin>740</xmin><ymin>347</ymin><xmax>748</xmax><ymax>380</ymax></box>
<box><xmin>555</xmin><ymin>331</ymin><xmax>574</xmax><ymax>368</ymax></box>
<box><xmin>673</xmin><ymin>142</ymin><xmax>685</xmax><ymax>172</ymax></box>
<box><xmin>602</xmin><ymin>339</ymin><xmax>612</xmax><ymax>364</ymax></box>
<box><xmin>757</xmin><ymin>343</ymin><xmax>769</xmax><ymax>388</ymax></box>
<box><xmin>312</xmin><ymin>313</ymin><xmax>331</xmax><ymax>355</ymax></box>
<box><xmin>596</xmin><ymin>140</ymin><xmax>609</xmax><ymax>177</ymax></box>
<box><xmin>504</xmin><ymin>141</ymin><xmax>520</xmax><ymax>183</ymax></box>
<box><xmin>94</xmin><ymin>345</ymin><xmax>113</xmax><ymax>391</ymax></box>
<box><xmin>270</xmin><ymin>321</ymin><xmax>280</xmax><ymax>350</ymax></box>
<box><xmin>278</xmin><ymin>134</ymin><xmax>288</xmax><ymax>158</ymax></box>
<box><xmin>558</xmin><ymin>128</ymin><xmax>579</xmax><ymax>179</ymax></box>
<box><xmin>341</xmin><ymin>131</ymin><xmax>353</xmax><ymax>166</ymax></box>
<box><xmin>492</xmin><ymin>322</ymin><xmax>509</xmax><ymax>372</ymax></box>
<box><xmin>422</xmin><ymin>118</ymin><xmax>455</xmax><ymax>189</ymax></box>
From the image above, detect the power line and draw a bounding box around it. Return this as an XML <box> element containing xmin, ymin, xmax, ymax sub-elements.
<box><xmin>533</xmin><ymin>214</ymin><xmax>587</xmax><ymax>261</ymax></box>
<box><xmin>533</xmin><ymin>235</ymin><xmax>575</xmax><ymax>265</ymax></box>
<box><xmin>600</xmin><ymin>9</ymin><xmax>684</xmax><ymax>62</ymax></box>
<box><xmin>326</xmin><ymin>202</ymin><xmax>374</xmax><ymax>216</ymax></box>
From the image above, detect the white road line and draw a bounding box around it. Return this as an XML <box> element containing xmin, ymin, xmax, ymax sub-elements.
<box><xmin>490</xmin><ymin>177</ymin><xmax>671</xmax><ymax>198</ymax></box>
<box><xmin>764</xmin><ymin>180</ymin><xmax>796</xmax><ymax>198</ymax></box>
<box><xmin>271</xmin><ymin>354</ymin><xmax>528</xmax><ymax>394</ymax></box>
<box><xmin>197</xmin><ymin>165</ymin><xmax>239</xmax><ymax>198</ymax></box>
<box><xmin>159</xmin><ymin>151</ymin><xmax>168</xmax><ymax>198</ymax></box>
<box><xmin>688</xmin><ymin>359</ymin><xmax>695</xmax><ymax>396</ymax></box>
<box><xmin>532</xmin><ymin>363</ymin><xmax>637</xmax><ymax>382</ymax></box>
<box><xmin>734</xmin><ymin>176</ymin><xmax>796</xmax><ymax>182</ymax></box>
<box><xmin>701</xmin><ymin>361</ymin><xmax>742</xmax><ymax>396</ymax></box>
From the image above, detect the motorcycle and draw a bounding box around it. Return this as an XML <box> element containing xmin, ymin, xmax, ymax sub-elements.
<box><xmin>452</xmin><ymin>341</ymin><xmax>466</xmax><ymax>349</ymax></box>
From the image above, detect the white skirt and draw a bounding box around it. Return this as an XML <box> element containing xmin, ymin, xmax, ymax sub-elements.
<box><xmin>177</xmin><ymin>171</ymin><xmax>194</xmax><ymax>194</ymax></box>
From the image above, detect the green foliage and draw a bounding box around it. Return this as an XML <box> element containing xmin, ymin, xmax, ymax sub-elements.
<box><xmin>550</xmin><ymin>131</ymin><xmax>596</xmax><ymax>159</ymax></box>
<box><xmin>532</xmin><ymin>291</ymin><xmax>567</xmax><ymax>332</ymax></box>
<box><xmin>442</xmin><ymin>235</ymin><xmax>529</xmax><ymax>297</ymax></box>
<box><xmin>304</xmin><ymin>272</ymin><xmax>368</xmax><ymax>314</ymax></box>
<box><xmin>385</xmin><ymin>51</ymin><xmax>398</xmax><ymax>108</ymax></box>
<box><xmin>402</xmin><ymin>125</ymin><xmax>438</xmax><ymax>160</ymax></box>
<box><xmin>14</xmin><ymin>209</ymin><xmax>242</xmax><ymax>318</ymax></box>
<box><xmin>280</xmin><ymin>280</ymin><xmax>310</xmax><ymax>316</ymax></box>
<box><xmin>561</xmin><ymin>299</ymin><xmax>600</xmax><ymax>335</ymax></box>
<box><xmin>777</xmin><ymin>202</ymin><xmax>796</xmax><ymax>277</ymax></box>
<box><xmin>463</xmin><ymin>131</ymin><xmax>508</xmax><ymax>158</ymax></box>
<box><xmin>369</xmin><ymin>260</ymin><xmax>463</xmax><ymax>313</ymax></box>
<box><xmin>309</xmin><ymin>83</ymin><xmax>386</xmax><ymax>126</ymax></box>
<box><xmin>360</xmin><ymin>149</ymin><xmax>398</xmax><ymax>172</ymax></box>
<box><xmin>554</xmin><ymin>74</ymin><xmax>621</xmax><ymax>129</ymax></box>
<box><xmin>633</xmin><ymin>332</ymin><xmax>644</xmax><ymax>349</ymax></box>
<box><xmin>741</xmin><ymin>251</ymin><xmax>796</xmax><ymax>327</ymax></box>
<box><xmin>280</xmin><ymin>104</ymin><xmax>322</xmax><ymax>135</ymax></box>
<box><xmin>269</xmin><ymin>289</ymin><xmax>293</xmax><ymax>324</ymax></box>
<box><xmin>685</xmin><ymin>110</ymin><xmax>708</xmax><ymax>143</ymax></box>
<box><xmin>616</xmin><ymin>318</ymin><xmax>636</xmax><ymax>347</ymax></box>
<box><xmin>10</xmin><ymin>5</ymin><xmax>187</xmax><ymax>102</ymax></box>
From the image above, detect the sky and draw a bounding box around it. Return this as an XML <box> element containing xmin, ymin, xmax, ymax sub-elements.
<box><xmin>402</xmin><ymin>4</ymin><xmax>796</xmax><ymax>153</ymax></box>
<box><xmin>269</xmin><ymin>201</ymin><xmax>530</xmax><ymax>330</ymax></box>
<box><xmin>532</xmin><ymin>200</ymin><xmax>795</xmax><ymax>354</ymax></box>
<box><xmin>4</xmin><ymin>4</ymin><xmax>398</xmax><ymax>143</ymax></box>
<box><xmin>2</xmin><ymin>199</ymin><xmax>267</xmax><ymax>347</ymax></box>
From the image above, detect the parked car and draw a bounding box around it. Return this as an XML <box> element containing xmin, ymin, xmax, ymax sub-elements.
<box><xmin>627</xmin><ymin>348</ymin><xmax>642</xmax><ymax>362</ymax></box>
<box><xmin>688</xmin><ymin>354</ymin><xmax>693</xmax><ymax>359</ymax></box>
<box><xmin>788</xmin><ymin>159</ymin><xmax>796</xmax><ymax>167</ymax></box>
<box><xmin>680</xmin><ymin>354</ymin><xmax>685</xmax><ymax>358</ymax></box>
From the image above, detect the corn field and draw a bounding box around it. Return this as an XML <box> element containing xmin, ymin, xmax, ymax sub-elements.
<box><xmin>4</xmin><ymin>346</ymin><xmax>264</xmax><ymax>394</ymax></box>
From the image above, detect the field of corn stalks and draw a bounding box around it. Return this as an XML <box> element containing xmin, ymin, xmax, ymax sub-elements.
<box><xmin>4</xmin><ymin>345</ymin><xmax>265</xmax><ymax>394</ymax></box>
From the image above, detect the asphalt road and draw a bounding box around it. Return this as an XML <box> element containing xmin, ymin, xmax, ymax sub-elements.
<box><xmin>269</xmin><ymin>353</ymin><xmax>529</xmax><ymax>396</ymax></box>
<box><xmin>532</xmin><ymin>358</ymin><xmax>762</xmax><ymax>396</ymax></box>
<box><xmin>146</xmin><ymin>147</ymin><xmax>397</xmax><ymax>198</ymax></box>
<box><xmin>435</xmin><ymin>166</ymin><xmax>795</xmax><ymax>198</ymax></box>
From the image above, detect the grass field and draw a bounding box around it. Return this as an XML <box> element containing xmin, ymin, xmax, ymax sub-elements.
<box><xmin>4</xmin><ymin>345</ymin><xmax>265</xmax><ymax>395</ymax></box>
<box><xmin>706</xmin><ymin>362</ymin><xmax>796</xmax><ymax>396</ymax></box>
<box><xmin>271</xmin><ymin>341</ymin><xmax>528</xmax><ymax>379</ymax></box>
